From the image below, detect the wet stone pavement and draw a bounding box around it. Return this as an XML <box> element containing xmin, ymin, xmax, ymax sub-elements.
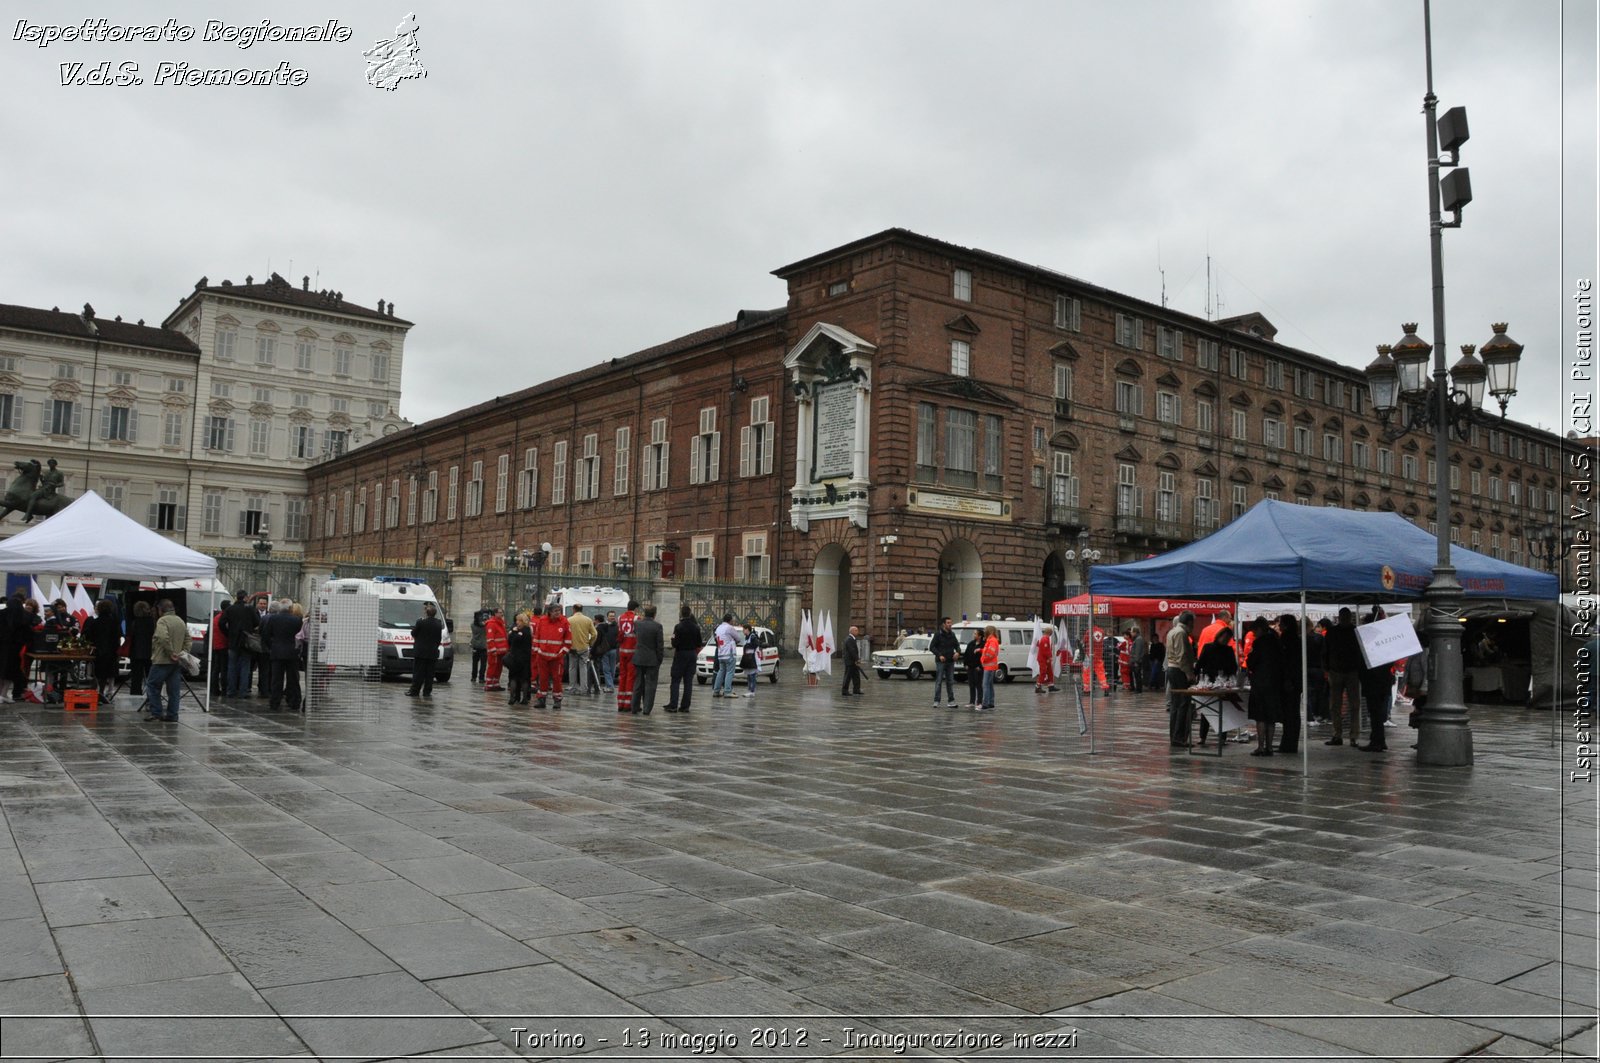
<box><xmin>0</xmin><ymin>671</ymin><xmax>1594</xmax><ymax>1062</ymax></box>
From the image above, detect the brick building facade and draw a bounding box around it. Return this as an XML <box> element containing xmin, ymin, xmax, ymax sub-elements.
<box><xmin>306</xmin><ymin>229</ymin><xmax>1575</xmax><ymax>644</ymax></box>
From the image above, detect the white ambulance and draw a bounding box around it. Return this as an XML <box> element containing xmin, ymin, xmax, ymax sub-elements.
<box><xmin>318</xmin><ymin>576</ymin><xmax>452</xmax><ymax>681</ymax></box>
<box><xmin>951</xmin><ymin>619</ymin><xmax>1041</xmax><ymax>684</ymax></box>
<box><xmin>543</xmin><ymin>586</ymin><xmax>632</xmax><ymax>616</ymax></box>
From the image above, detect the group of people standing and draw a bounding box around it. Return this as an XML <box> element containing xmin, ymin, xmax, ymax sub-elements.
<box><xmin>213</xmin><ymin>590</ymin><xmax>307</xmax><ymax>713</ymax></box>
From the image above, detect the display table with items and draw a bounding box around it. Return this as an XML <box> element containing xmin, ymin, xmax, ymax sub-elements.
<box><xmin>1174</xmin><ymin>684</ymin><xmax>1251</xmax><ymax>757</ymax></box>
<box><xmin>31</xmin><ymin>649</ymin><xmax>97</xmax><ymax>709</ymax></box>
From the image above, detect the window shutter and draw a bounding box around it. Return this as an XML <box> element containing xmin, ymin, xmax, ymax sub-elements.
<box><xmin>126</xmin><ymin>410</ymin><xmax>138</xmax><ymax>443</ymax></box>
<box><xmin>734</xmin><ymin>555</ymin><xmax>746</xmax><ymax>581</ymax></box>
<box><xmin>689</xmin><ymin>435</ymin><xmax>703</xmax><ymax>485</ymax></box>
<box><xmin>147</xmin><ymin>502</ymin><xmax>159</xmax><ymax>528</ymax></box>
<box><xmin>739</xmin><ymin>425</ymin><xmax>752</xmax><ymax>477</ymax></box>
<box><xmin>659</xmin><ymin>442</ymin><xmax>668</xmax><ymax>488</ymax></box>
<box><xmin>41</xmin><ymin>402</ymin><xmax>48</xmax><ymax>434</ymax></box>
<box><xmin>100</xmin><ymin>405</ymin><xmax>112</xmax><ymax>439</ymax></box>
<box><xmin>708</xmin><ymin>432</ymin><xmax>720</xmax><ymax>479</ymax></box>
<box><xmin>238</xmin><ymin>510</ymin><xmax>249</xmax><ymax>535</ymax></box>
<box><xmin>761</xmin><ymin>434</ymin><xmax>774</xmax><ymax>475</ymax></box>
<box><xmin>71</xmin><ymin>404</ymin><xmax>82</xmax><ymax>437</ymax></box>
<box><xmin>225</xmin><ymin>420</ymin><xmax>236</xmax><ymax>452</ymax></box>
<box><xmin>641</xmin><ymin>444</ymin><xmax>654</xmax><ymax>492</ymax></box>
<box><xmin>175</xmin><ymin>505</ymin><xmax>186</xmax><ymax>532</ymax></box>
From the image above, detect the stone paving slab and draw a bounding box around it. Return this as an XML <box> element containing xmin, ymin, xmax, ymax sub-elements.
<box><xmin>0</xmin><ymin>680</ymin><xmax>1594</xmax><ymax>1060</ymax></box>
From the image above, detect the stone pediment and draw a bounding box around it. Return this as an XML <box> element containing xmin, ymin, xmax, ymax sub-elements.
<box><xmin>1229</xmin><ymin>391</ymin><xmax>1251</xmax><ymax>408</ymax></box>
<box><xmin>49</xmin><ymin>380</ymin><xmax>81</xmax><ymax>400</ymax></box>
<box><xmin>1230</xmin><ymin>466</ymin><xmax>1253</xmax><ymax>484</ymax></box>
<box><xmin>1114</xmin><ymin>444</ymin><xmax>1143</xmax><ymax>463</ymax></box>
<box><xmin>105</xmin><ymin>386</ymin><xmax>137</xmax><ymax>404</ymax></box>
<box><xmin>1263</xmin><ymin>473</ymin><xmax>1287</xmax><ymax>490</ymax></box>
<box><xmin>1048</xmin><ymin>340</ymin><xmax>1080</xmax><ymax>361</ymax></box>
<box><xmin>296</xmin><ymin>326</ymin><xmax>319</xmax><ymax>339</ymax></box>
<box><xmin>1155</xmin><ymin>451</ymin><xmax>1183</xmax><ymax>470</ymax></box>
<box><xmin>1114</xmin><ymin>359</ymin><xmax>1142</xmax><ymax>378</ymax></box>
<box><xmin>945</xmin><ymin>313</ymin><xmax>980</xmax><ymax>335</ymax></box>
<box><xmin>1380</xmin><ymin>497</ymin><xmax>1397</xmax><ymax>511</ymax></box>
<box><xmin>1194</xmin><ymin>460</ymin><xmax>1219</xmax><ymax>477</ymax></box>
<box><xmin>1193</xmin><ymin>380</ymin><xmax>1217</xmax><ymax>397</ymax></box>
<box><xmin>333</xmin><ymin>332</ymin><xmax>356</xmax><ymax>345</ymax></box>
<box><xmin>1261</xmin><ymin>399</ymin><xmax>1285</xmax><ymax>415</ymax></box>
<box><xmin>1050</xmin><ymin>430</ymin><xmax>1079</xmax><ymax>449</ymax></box>
<box><xmin>160</xmin><ymin>393</ymin><xmax>189</xmax><ymax>410</ymax></box>
<box><xmin>208</xmin><ymin>399</ymin><xmax>234</xmax><ymax>415</ymax></box>
<box><xmin>1293</xmin><ymin>409</ymin><xmax>1314</xmax><ymax>424</ymax></box>
<box><xmin>1155</xmin><ymin>371</ymin><xmax>1181</xmax><ymax>388</ymax></box>
<box><xmin>250</xmin><ymin>402</ymin><xmax>275</xmax><ymax>417</ymax></box>
<box><xmin>256</xmin><ymin>319</ymin><xmax>280</xmax><ymax>334</ymax></box>
<box><xmin>910</xmin><ymin>375</ymin><xmax>1009</xmax><ymax>406</ymax></box>
<box><xmin>288</xmin><ymin>408</ymin><xmax>313</xmax><ymax>424</ymax></box>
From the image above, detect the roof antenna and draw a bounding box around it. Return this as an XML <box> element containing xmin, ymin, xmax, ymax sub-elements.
<box><xmin>1158</xmin><ymin>241</ymin><xmax>1167</xmax><ymax>308</ymax></box>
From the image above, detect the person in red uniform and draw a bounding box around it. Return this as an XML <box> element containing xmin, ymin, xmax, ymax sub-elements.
<box><xmin>531</xmin><ymin>602</ymin><xmax>572</xmax><ymax>708</ymax></box>
<box><xmin>1080</xmin><ymin>625</ymin><xmax>1110</xmax><ymax>695</ymax></box>
<box><xmin>1118</xmin><ymin>628</ymin><xmax>1134</xmax><ymax>689</ymax></box>
<box><xmin>1195</xmin><ymin>611</ymin><xmax>1233</xmax><ymax>656</ymax></box>
<box><xmin>614</xmin><ymin>599</ymin><xmax>639</xmax><ymax>713</ymax></box>
<box><xmin>483</xmin><ymin>607</ymin><xmax>508</xmax><ymax>691</ymax></box>
<box><xmin>1033</xmin><ymin>628</ymin><xmax>1056</xmax><ymax>693</ymax></box>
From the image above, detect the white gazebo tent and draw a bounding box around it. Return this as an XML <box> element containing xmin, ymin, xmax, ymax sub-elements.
<box><xmin>0</xmin><ymin>491</ymin><xmax>219</xmax><ymax>711</ymax></box>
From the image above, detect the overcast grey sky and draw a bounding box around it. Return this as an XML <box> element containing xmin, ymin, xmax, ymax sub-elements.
<box><xmin>3</xmin><ymin>1</ymin><xmax>1594</xmax><ymax>437</ymax></box>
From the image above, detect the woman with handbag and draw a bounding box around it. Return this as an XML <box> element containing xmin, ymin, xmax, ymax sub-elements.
<box><xmin>84</xmin><ymin>599</ymin><xmax>122</xmax><ymax>704</ymax></box>
<box><xmin>127</xmin><ymin>600</ymin><xmax>155</xmax><ymax>698</ymax></box>
<box><xmin>740</xmin><ymin>622</ymin><xmax>760</xmax><ymax>698</ymax></box>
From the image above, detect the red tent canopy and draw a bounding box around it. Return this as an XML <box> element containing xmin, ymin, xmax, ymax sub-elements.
<box><xmin>1051</xmin><ymin>593</ymin><xmax>1234</xmax><ymax>619</ymax></box>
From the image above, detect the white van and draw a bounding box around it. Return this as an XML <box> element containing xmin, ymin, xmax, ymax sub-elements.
<box><xmin>544</xmin><ymin>585</ymin><xmax>631</xmax><ymax>616</ymax></box>
<box><xmin>318</xmin><ymin>577</ymin><xmax>452</xmax><ymax>681</ymax></box>
<box><xmin>951</xmin><ymin>619</ymin><xmax>1040</xmax><ymax>684</ymax></box>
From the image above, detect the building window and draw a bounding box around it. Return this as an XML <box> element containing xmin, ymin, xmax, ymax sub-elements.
<box><xmin>295</xmin><ymin>339</ymin><xmax>314</xmax><ymax>370</ymax></box>
<box><xmin>1264</xmin><ymin>360</ymin><xmax>1283</xmax><ymax>389</ymax></box>
<box><xmin>1231</xmin><ymin>483</ymin><xmax>1248</xmax><ymax>519</ymax></box>
<box><xmin>1051</xmin><ymin>451</ymin><xmax>1078</xmax><ymax>510</ymax></box>
<box><xmin>210</xmin><ymin>380</ymin><xmax>231</xmax><ymax>400</ymax></box>
<box><xmin>101</xmin><ymin>480</ymin><xmax>125</xmax><ymax>512</ymax></box>
<box><xmin>1197</xmin><ymin>339</ymin><xmax>1219</xmax><ymax>371</ymax></box>
<box><xmin>1197</xmin><ymin>399</ymin><xmax>1214</xmax><ymax>434</ymax></box>
<box><xmin>574</xmin><ymin>433</ymin><xmax>600</xmax><ymax>501</ymax></box>
<box><xmin>1352</xmin><ymin>440</ymin><xmax>1371</xmax><ymax>470</ymax></box>
<box><xmin>1449</xmin><ymin>465</ymin><xmax>1460</xmax><ymax>492</ymax></box>
<box><xmin>162</xmin><ymin>411</ymin><xmax>184</xmax><ymax>447</ymax></box>
<box><xmin>292</xmin><ymin>391</ymin><xmax>311</xmax><ymax>408</ymax></box>
<box><xmin>740</xmin><ymin>397</ymin><xmax>772</xmax><ymax>477</ymax></box>
<box><xmin>1327</xmin><ymin>379</ymin><xmax>1345</xmax><ymax>407</ymax></box>
<box><xmin>466</xmin><ymin>460</ymin><xmax>484</xmax><ymax>517</ymax></box>
<box><xmin>291</xmin><ymin>424</ymin><xmax>314</xmax><ymax>459</ymax></box>
<box><xmin>613</xmin><ymin>426</ymin><xmax>631</xmax><ymax>495</ymax></box>
<box><xmin>1156</xmin><ymin>471</ymin><xmax>1180</xmax><ymax>523</ymax></box>
<box><xmin>519</xmin><ymin>446</ymin><xmax>539</xmax><ymax>508</ymax></box>
<box><xmin>1054</xmin><ymin>295</ymin><xmax>1081</xmax><ymax>331</ymax></box>
<box><xmin>423</xmin><ymin>470</ymin><xmax>439</xmax><ymax>522</ymax></box>
<box><xmin>202</xmin><ymin>489</ymin><xmax>224</xmax><ymax>535</ymax></box>
<box><xmin>982</xmin><ymin>414</ymin><xmax>1002</xmax><ymax>493</ymax></box>
<box><xmin>165</xmin><ymin>377</ymin><xmax>186</xmax><ymax>394</ymax></box>
<box><xmin>324</xmin><ymin>497</ymin><xmax>336</xmax><ymax>538</ymax></box>
<box><xmin>333</xmin><ymin>346</ymin><xmax>352</xmax><ymax>376</ymax></box>
<box><xmin>1265</xmin><ymin>420</ymin><xmax>1284</xmax><ymax>450</ymax></box>
<box><xmin>368</xmin><ymin>400</ymin><xmax>387</xmax><ymax>419</ymax></box>
<box><xmin>1471</xmin><ymin>470</ymin><xmax>1482</xmax><ymax>495</ymax></box>
<box><xmin>255</xmin><ymin>336</ymin><xmax>275</xmax><ymax>366</ymax></box>
<box><xmin>1322</xmin><ymin>433</ymin><xmax>1343</xmax><ymax>463</ymax></box>
<box><xmin>1116</xmin><ymin>463</ymin><xmax>1139</xmax><ymax>516</ymax></box>
<box><xmin>331</xmin><ymin>397</ymin><xmax>349</xmax><ymax>415</ymax></box>
<box><xmin>1293</xmin><ymin>368</ymin><xmax>1313</xmax><ymax>398</ymax></box>
<box><xmin>642</xmin><ymin>420</ymin><xmax>668</xmax><ymax>492</ymax></box>
<box><xmin>916</xmin><ymin>403</ymin><xmax>937</xmax><ymax>483</ymax></box>
<box><xmin>46</xmin><ymin>399</ymin><xmax>79</xmax><ymax>437</ymax></box>
<box><xmin>735</xmin><ymin>532</ymin><xmax>770</xmax><ymax>582</ymax></box>
<box><xmin>110</xmin><ymin>369</ymin><xmax>134</xmax><ymax>387</ymax></box>
<box><xmin>1195</xmin><ymin>478</ymin><xmax>1217</xmax><ymax>529</ymax></box>
<box><xmin>1115</xmin><ymin>314</ymin><xmax>1144</xmax><ymax>350</ymax></box>
<box><xmin>100</xmin><ymin>405</ymin><xmax>136</xmax><ymax>442</ymax></box>
<box><xmin>953</xmin><ymin>268</ymin><xmax>972</xmax><ymax>302</ymax></box>
<box><xmin>1350</xmin><ymin>387</ymin><xmax>1366</xmax><ymax>415</ymax></box>
<box><xmin>950</xmin><ymin>339</ymin><xmax>970</xmax><ymax>377</ymax></box>
<box><xmin>1229</xmin><ymin>348</ymin><xmax>1247</xmax><ymax>379</ymax></box>
<box><xmin>248</xmin><ymin>417</ymin><xmax>270</xmax><ymax>456</ymax></box>
<box><xmin>1157</xmin><ymin>326</ymin><xmax>1182</xmax><ymax>360</ymax></box>
<box><xmin>372</xmin><ymin>482</ymin><xmax>383</xmax><ymax>532</ymax></box>
<box><xmin>203</xmin><ymin>415</ymin><xmax>234</xmax><ymax>452</ymax></box>
<box><xmin>692</xmin><ymin>537</ymin><xmax>715</xmax><ymax>580</ymax></box>
<box><xmin>551</xmin><ymin>441</ymin><xmax>568</xmax><ymax>504</ymax></box>
<box><xmin>407</xmin><ymin>476</ymin><xmax>418</xmax><ymax>526</ymax></box>
<box><xmin>150</xmin><ymin>486</ymin><xmax>184</xmax><ymax>532</ymax></box>
<box><xmin>1114</xmin><ymin>381</ymin><xmax>1142</xmax><ymax>416</ymax></box>
<box><xmin>1033</xmin><ymin>426</ymin><xmax>1046</xmax><ymax>450</ymax></box>
<box><xmin>1489</xmin><ymin>476</ymin><xmax>1502</xmax><ymax>501</ymax></box>
<box><xmin>252</xmin><ymin>386</ymin><xmax>272</xmax><ymax>405</ymax></box>
<box><xmin>285</xmin><ymin>496</ymin><xmax>307</xmax><ymax>540</ymax></box>
<box><xmin>446</xmin><ymin>465</ymin><xmax>459</xmax><ymax>520</ymax></box>
<box><xmin>385</xmin><ymin>481</ymin><xmax>399</xmax><ymax>529</ymax></box>
<box><xmin>690</xmin><ymin>407</ymin><xmax>720</xmax><ymax>485</ymax></box>
<box><xmin>371</xmin><ymin>352</ymin><xmax>389</xmax><ymax>383</ymax></box>
<box><xmin>1053</xmin><ymin>363</ymin><xmax>1072</xmax><ymax>404</ymax></box>
<box><xmin>1233</xmin><ymin>409</ymin><xmax>1249</xmax><ymax>441</ymax></box>
<box><xmin>945</xmin><ymin>409</ymin><xmax>977</xmax><ymax>490</ymax></box>
<box><xmin>1403</xmin><ymin>454</ymin><xmax>1419</xmax><ymax>480</ymax></box>
<box><xmin>325</xmin><ymin>429</ymin><xmax>349</xmax><ymax>457</ymax></box>
<box><xmin>496</xmin><ymin>454</ymin><xmax>509</xmax><ymax>513</ymax></box>
<box><xmin>1379</xmin><ymin>448</ymin><xmax>1393</xmax><ymax>475</ymax></box>
<box><xmin>1293</xmin><ymin>425</ymin><xmax>1312</xmax><ymax>455</ymax></box>
<box><xmin>828</xmin><ymin>280</ymin><xmax>849</xmax><ymax>296</ymax></box>
<box><xmin>1427</xmin><ymin>459</ymin><xmax>1437</xmax><ymax>482</ymax></box>
<box><xmin>1155</xmin><ymin>391</ymin><xmax>1180</xmax><ymax>425</ymax></box>
<box><xmin>215</xmin><ymin>328</ymin><xmax>236</xmax><ymax>361</ymax></box>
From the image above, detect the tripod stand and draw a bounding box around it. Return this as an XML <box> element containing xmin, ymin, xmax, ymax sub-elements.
<box><xmin>136</xmin><ymin>666</ymin><xmax>209</xmax><ymax>717</ymax></box>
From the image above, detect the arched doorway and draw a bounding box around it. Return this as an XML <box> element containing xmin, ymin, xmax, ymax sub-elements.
<box><xmin>1041</xmin><ymin>551</ymin><xmax>1067</xmax><ymax>620</ymax></box>
<box><xmin>811</xmin><ymin>543</ymin><xmax>852</xmax><ymax>637</ymax></box>
<box><xmin>936</xmin><ymin>540</ymin><xmax>983</xmax><ymax>621</ymax></box>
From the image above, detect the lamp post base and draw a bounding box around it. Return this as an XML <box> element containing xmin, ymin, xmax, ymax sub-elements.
<box><xmin>1415</xmin><ymin>563</ymin><xmax>1474</xmax><ymax>767</ymax></box>
<box><xmin>1416</xmin><ymin>717</ymin><xmax>1474</xmax><ymax>766</ymax></box>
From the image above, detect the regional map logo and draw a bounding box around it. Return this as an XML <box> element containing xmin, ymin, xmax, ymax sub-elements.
<box><xmin>364</xmin><ymin>12</ymin><xmax>425</xmax><ymax>91</ymax></box>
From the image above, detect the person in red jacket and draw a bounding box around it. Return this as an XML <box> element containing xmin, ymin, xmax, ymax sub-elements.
<box><xmin>979</xmin><ymin>625</ymin><xmax>1001</xmax><ymax>711</ymax></box>
<box><xmin>1033</xmin><ymin>628</ymin><xmax>1056</xmax><ymax>693</ymax></box>
<box><xmin>531</xmin><ymin>602</ymin><xmax>572</xmax><ymax>708</ymax></box>
<box><xmin>1080</xmin><ymin>625</ymin><xmax>1110</xmax><ymax>695</ymax></box>
<box><xmin>210</xmin><ymin>606</ymin><xmax>229</xmax><ymax>695</ymax></box>
<box><xmin>483</xmin><ymin>607</ymin><xmax>508</xmax><ymax>691</ymax></box>
<box><xmin>614</xmin><ymin>599</ymin><xmax>639</xmax><ymax>713</ymax></box>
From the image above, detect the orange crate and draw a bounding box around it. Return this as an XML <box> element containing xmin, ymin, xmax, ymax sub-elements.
<box><xmin>63</xmin><ymin>689</ymin><xmax>99</xmax><ymax>712</ymax></box>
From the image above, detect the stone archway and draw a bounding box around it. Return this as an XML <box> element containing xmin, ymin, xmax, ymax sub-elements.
<box><xmin>936</xmin><ymin>539</ymin><xmax>983</xmax><ymax>622</ymax></box>
<box><xmin>1041</xmin><ymin>551</ymin><xmax>1068</xmax><ymax>620</ymax></box>
<box><xmin>811</xmin><ymin>543</ymin><xmax>852</xmax><ymax>636</ymax></box>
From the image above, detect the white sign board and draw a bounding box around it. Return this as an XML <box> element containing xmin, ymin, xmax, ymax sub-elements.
<box><xmin>1356</xmin><ymin>613</ymin><xmax>1422</xmax><ymax>669</ymax></box>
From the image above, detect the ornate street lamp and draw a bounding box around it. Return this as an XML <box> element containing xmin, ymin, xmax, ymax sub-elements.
<box><xmin>1529</xmin><ymin>523</ymin><xmax>1570</xmax><ymax>578</ymax></box>
<box><xmin>1358</xmin><ymin>0</ymin><xmax>1530</xmax><ymax>767</ymax></box>
<box><xmin>251</xmin><ymin>517</ymin><xmax>273</xmax><ymax>596</ymax></box>
<box><xmin>505</xmin><ymin>538</ymin><xmax>519</xmax><ymax>570</ymax></box>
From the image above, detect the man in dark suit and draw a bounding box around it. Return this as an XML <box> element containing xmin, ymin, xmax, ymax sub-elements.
<box><xmin>630</xmin><ymin>603</ymin><xmax>665</xmax><ymax>715</ymax></box>
<box><xmin>261</xmin><ymin>600</ymin><xmax>303</xmax><ymax>712</ymax></box>
<box><xmin>840</xmin><ymin>625</ymin><xmax>863</xmax><ymax>697</ymax></box>
<box><xmin>666</xmin><ymin>605</ymin><xmax>702</xmax><ymax>713</ymax></box>
<box><xmin>223</xmin><ymin>591</ymin><xmax>259</xmax><ymax>698</ymax></box>
<box><xmin>408</xmin><ymin>602</ymin><xmax>445</xmax><ymax>699</ymax></box>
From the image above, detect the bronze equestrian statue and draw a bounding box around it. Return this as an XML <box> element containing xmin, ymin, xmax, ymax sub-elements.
<box><xmin>0</xmin><ymin>459</ymin><xmax>71</xmax><ymax>523</ymax></box>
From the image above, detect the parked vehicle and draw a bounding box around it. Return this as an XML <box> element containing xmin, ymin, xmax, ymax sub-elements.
<box><xmin>544</xmin><ymin>585</ymin><xmax>631</xmax><ymax>616</ymax></box>
<box><xmin>696</xmin><ymin>624</ymin><xmax>781</xmax><ymax>683</ymax></box>
<box><xmin>317</xmin><ymin>576</ymin><xmax>453</xmax><ymax>681</ymax></box>
<box><xmin>951</xmin><ymin>620</ymin><xmax>1038</xmax><ymax>683</ymax></box>
<box><xmin>872</xmin><ymin>633</ymin><xmax>935</xmax><ymax>679</ymax></box>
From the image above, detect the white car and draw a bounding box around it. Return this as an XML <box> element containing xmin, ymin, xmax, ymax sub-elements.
<box><xmin>872</xmin><ymin>634</ymin><xmax>936</xmax><ymax>680</ymax></box>
<box><xmin>696</xmin><ymin>625</ymin><xmax>781</xmax><ymax>684</ymax></box>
